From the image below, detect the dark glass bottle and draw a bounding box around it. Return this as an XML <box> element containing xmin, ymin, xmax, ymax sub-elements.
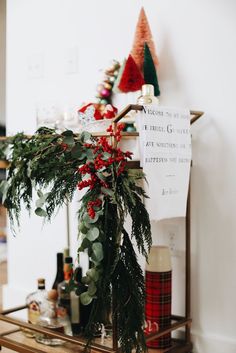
<box><xmin>52</xmin><ymin>253</ymin><xmax>64</xmax><ymax>291</ymax></box>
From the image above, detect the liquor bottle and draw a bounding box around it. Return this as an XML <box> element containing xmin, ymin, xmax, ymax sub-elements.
<box><xmin>24</xmin><ymin>278</ymin><xmax>47</xmax><ymax>337</ymax></box>
<box><xmin>137</xmin><ymin>84</ymin><xmax>159</xmax><ymax>105</ymax></box>
<box><xmin>52</xmin><ymin>252</ymin><xmax>64</xmax><ymax>291</ymax></box>
<box><xmin>70</xmin><ymin>265</ymin><xmax>82</xmax><ymax>335</ymax></box>
<box><xmin>57</xmin><ymin>256</ymin><xmax>73</xmax><ymax>335</ymax></box>
<box><xmin>35</xmin><ymin>289</ymin><xmax>65</xmax><ymax>346</ymax></box>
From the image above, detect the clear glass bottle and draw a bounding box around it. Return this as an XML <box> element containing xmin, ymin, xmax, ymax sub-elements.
<box><xmin>35</xmin><ymin>289</ymin><xmax>65</xmax><ymax>346</ymax></box>
<box><xmin>57</xmin><ymin>256</ymin><xmax>73</xmax><ymax>335</ymax></box>
<box><xmin>24</xmin><ymin>278</ymin><xmax>47</xmax><ymax>337</ymax></box>
<box><xmin>137</xmin><ymin>84</ymin><xmax>159</xmax><ymax>105</ymax></box>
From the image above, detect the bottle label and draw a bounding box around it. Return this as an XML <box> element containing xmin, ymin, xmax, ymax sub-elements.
<box><xmin>64</xmin><ymin>263</ymin><xmax>73</xmax><ymax>281</ymax></box>
<box><xmin>28</xmin><ymin>300</ymin><xmax>41</xmax><ymax>324</ymax></box>
<box><xmin>70</xmin><ymin>291</ymin><xmax>80</xmax><ymax>324</ymax></box>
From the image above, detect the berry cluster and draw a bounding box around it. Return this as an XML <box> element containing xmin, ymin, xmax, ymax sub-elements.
<box><xmin>77</xmin><ymin>124</ymin><xmax>132</xmax><ymax>218</ymax></box>
<box><xmin>78</xmin><ymin>174</ymin><xmax>98</xmax><ymax>191</ymax></box>
<box><xmin>87</xmin><ymin>199</ymin><xmax>102</xmax><ymax>219</ymax></box>
<box><xmin>60</xmin><ymin>143</ymin><xmax>68</xmax><ymax>151</ymax></box>
<box><xmin>107</xmin><ymin>123</ymin><xmax>125</xmax><ymax>142</ymax></box>
<box><xmin>78</xmin><ymin>163</ymin><xmax>91</xmax><ymax>175</ymax></box>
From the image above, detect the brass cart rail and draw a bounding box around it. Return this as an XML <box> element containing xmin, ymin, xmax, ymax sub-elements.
<box><xmin>0</xmin><ymin>305</ymin><xmax>193</xmax><ymax>353</ymax></box>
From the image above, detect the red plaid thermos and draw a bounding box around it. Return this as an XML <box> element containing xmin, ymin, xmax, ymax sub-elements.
<box><xmin>145</xmin><ymin>246</ymin><xmax>172</xmax><ymax>348</ymax></box>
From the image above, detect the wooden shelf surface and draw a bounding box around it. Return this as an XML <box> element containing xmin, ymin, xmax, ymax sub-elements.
<box><xmin>0</xmin><ymin>329</ymin><xmax>192</xmax><ymax>353</ymax></box>
<box><xmin>0</xmin><ymin>330</ymin><xmax>192</xmax><ymax>353</ymax></box>
<box><xmin>0</xmin><ymin>160</ymin><xmax>9</xmax><ymax>169</ymax></box>
<box><xmin>0</xmin><ymin>329</ymin><xmax>108</xmax><ymax>353</ymax></box>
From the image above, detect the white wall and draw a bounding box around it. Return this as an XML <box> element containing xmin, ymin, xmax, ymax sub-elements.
<box><xmin>4</xmin><ymin>0</ymin><xmax>236</xmax><ymax>352</ymax></box>
<box><xmin>0</xmin><ymin>0</ymin><xmax>6</xmax><ymax>125</ymax></box>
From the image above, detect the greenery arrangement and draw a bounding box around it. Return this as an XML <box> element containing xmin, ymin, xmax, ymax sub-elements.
<box><xmin>0</xmin><ymin>124</ymin><xmax>152</xmax><ymax>353</ymax></box>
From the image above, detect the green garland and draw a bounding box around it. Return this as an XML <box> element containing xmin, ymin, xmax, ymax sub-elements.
<box><xmin>0</xmin><ymin>126</ymin><xmax>152</xmax><ymax>353</ymax></box>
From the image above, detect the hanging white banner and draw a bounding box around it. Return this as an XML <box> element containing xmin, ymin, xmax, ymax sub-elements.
<box><xmin>137</xmin><ymin>105</ymin><xmax>191</xmax><ymax>221</ymax></box>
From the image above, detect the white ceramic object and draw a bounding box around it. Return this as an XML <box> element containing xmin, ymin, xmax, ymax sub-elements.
<box><xmin>146</xmin><ymin>246</ymin><xmax>172</xmax><ymax>272</ymax></box>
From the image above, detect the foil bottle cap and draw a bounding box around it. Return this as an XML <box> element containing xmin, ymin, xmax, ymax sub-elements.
<box><xmin>37</xmin><ymin>278</ymin><xmax>46</xmax><ymax>289</ymax></box>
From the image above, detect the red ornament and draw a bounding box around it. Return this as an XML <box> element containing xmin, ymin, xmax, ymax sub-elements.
<box><xmin>101</xmin><ymin>88</ymin><xmax>111</xmax><ymax>98</ymax></box>
<box><xmin>118</xmin><ymin>54</ymin><xmax>145</xmax><ymax>92</ymax></box>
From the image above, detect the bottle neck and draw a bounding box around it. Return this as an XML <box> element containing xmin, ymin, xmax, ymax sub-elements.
<box><xmin>137</xmin><ymin>84</ymin><xmax>159</xmax><ymax>105</ymax></box>
<box><xmin>141</xmin><ymin>84</ymin><xmax>154</xmax><ymax>96</ymax></box>
<box><xmin>37</xmin><ymin>278</ymin><xmax>46</xmax><ymax>290</ymax></box>
<box><xmin>75</xmin><ymin>266</ymin><xmax>82</xmax><ymax>283</ymax></box>
<box><xmin>64</xmin><ymin>263</ymin><xmax>73</xmax><ymax>282</ymax></box>
<box><xmin>57</xmin><ymin>253</ymin><xmax>64</xmax><ymax>271</ymax></box>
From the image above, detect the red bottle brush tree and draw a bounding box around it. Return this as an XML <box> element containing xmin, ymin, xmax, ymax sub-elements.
<box><xmin>118</xmin><ymin>54</ymin><xmax>145</xmax><ymax>92</ymax></box>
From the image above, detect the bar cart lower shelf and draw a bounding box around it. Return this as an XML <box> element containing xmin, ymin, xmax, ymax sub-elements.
<box><xmin>0</xmin><ymin>305</ymin><xmax>192</xmax><ymax>353</ymax></box>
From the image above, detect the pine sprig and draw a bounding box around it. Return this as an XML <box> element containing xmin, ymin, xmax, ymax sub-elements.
<box><xmin>0</xmin><ymin>129</ymin><xmax>85</xmax><ymax>225</ymax></box>
<box><xmin>117</xmin><ymin>173</ymin><xmax>152</xmax><ymax>259</ymax></box>
<box><xmin>112</xmin><ymin>229</ymin><xmax>147</xmax><ymax>353</ymax></box>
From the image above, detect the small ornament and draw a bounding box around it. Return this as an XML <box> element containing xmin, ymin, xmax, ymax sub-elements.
<box><xmin>100</xmin><ymin>99</ymin><xmax>109</xmax><ymax>105</ymax></box>
<box><xmin>101</xmin><ymin>88</ymin><xmax>111</xmax><ymax>98</ymax></box>
<box><xmin>95</xmin><ymin>97</ymin><xmax>103</xmax><ymax>104</ymax></box>
<box><xmin>124</xmin><ymin>123</ymin><xmax>136</xmax><ymax>132</ymax></box>
<box><xmin>97</xmin><ymin>84</ymin><xmax>105</xmax><ymax>92</ymax></box>
<box><xmin>104</xmin><ymin>83</ymin><xmax>112</xmax><ymax>90</ymax></box>
<box><xmin>109</xmin><ymin>76</ymin><xmax>115</xmax><ymax>83</ymax></box>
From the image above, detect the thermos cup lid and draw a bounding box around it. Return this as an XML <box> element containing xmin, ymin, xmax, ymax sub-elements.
<box><xmin>146</xmin><ymin>246</ymin><xmax>172</xmax><ymax>272</ymax></box>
